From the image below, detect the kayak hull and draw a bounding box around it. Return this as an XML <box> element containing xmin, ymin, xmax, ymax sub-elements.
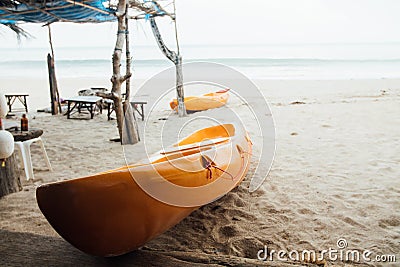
<box><xmin>36</xmin><ymin>123</ymin><xmax>252</xmax><ymax>257</ymax></box>
<box><xmin>170</xmin><ymin>89</ymin><xmax>229</xmax><ymax>112</ymax></box>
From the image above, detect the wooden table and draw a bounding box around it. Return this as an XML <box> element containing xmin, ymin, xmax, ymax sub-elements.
<box><xmin>64</xmin><ymin>96</ymin><xmax>103</xmax><ymax>119</ymax></box>
<box><xmin>5</xmin><ymin>94</ymin><xmax>29</xmax><ymax>113</ymax></box>
<box><xmin>8</xmin><ymin>128</ymin><xmax>44</xmax><ymax>141</ymax></box>
<box><xmin>105</xmin><ymin>100</ymin><xmax>147</xmax><ymax>121</ymax></box>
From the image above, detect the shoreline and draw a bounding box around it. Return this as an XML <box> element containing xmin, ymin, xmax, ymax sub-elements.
<box><xmin>1</xmin><ymin>77</ymin><xmax>399</xmax><ymax>112</ymax></box>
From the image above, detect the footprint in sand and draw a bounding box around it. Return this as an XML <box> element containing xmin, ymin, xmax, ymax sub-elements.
<box><xmin>230</xmin><ymin>237</ymin><xmax>265</xmax><ymax>258</ymax></box>
<box><xmin>339</xmin><ymin>216</ymin><xmax>365</xmax><ymax>228</ymax></box>
<box><xmin>298</xmin><ymin>208</ymin><xmax>316</xmax><ymax>215</ymax></box>
<box><xmin>378</xmin><ymin>216</ymin><xmax>400</xmax><ymax>228</ymax></box>
<box><xmin>212</xmin><ymin>224</ymin><xmax>240</xmax><ymax>243</ymax></box>
<box><xmin>220</xmin><ymin>225</ymin><xmax>239</xmax><ymax>238</ymax></box>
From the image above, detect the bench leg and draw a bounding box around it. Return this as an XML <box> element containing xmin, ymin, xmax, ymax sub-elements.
<box><xmin>107</xmin><ymin>103</ymin><xmax>112</xmax><ymax>120</ymax></box>
<box><xmin>67</xmin><ymin>102</ymin><xmax>71</xmax><ymax>119</ymax></box>
<box><xmin>23</xmin><ymin>96</ymin><xmax>28</xmax><ymax>113</ymax></box>
<box><xmin>141</xmin><ymin>104</ymin><xmax>144</xmax><ymax>121</ymax></box>
<box><xmin>90</xmin><ymin>104</ymin><xmax>94</xmax><ymax>119</ymax></box>
<box><xmin>7</xmin><ymin>96</ymin><xmax>12</xmax><ymax>112</ymax></box>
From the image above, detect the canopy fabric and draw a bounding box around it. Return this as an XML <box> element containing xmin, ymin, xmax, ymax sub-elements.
<box><xmin>0</xmin><ymin>0</ymin><xmax>116</xmax><ymax>25</ymax></box>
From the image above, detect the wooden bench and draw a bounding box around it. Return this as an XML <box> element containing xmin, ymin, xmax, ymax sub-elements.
<box><xmin>5</xmin><ymin>94</ymin><xmax>29</xmax><ymax>113</ymax></box>
<box><xmin>104</xmin><ymin>100</ymin><xmax>147</xmax><ymax>121</ymax></box>
<box><xmin>64</xmin><ymin>96</ymin><xmax>103</xmax><ymax>119</ymax></box>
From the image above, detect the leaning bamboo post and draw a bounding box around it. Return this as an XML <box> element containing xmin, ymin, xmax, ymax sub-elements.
<box><xmin>47</xmin><ymin>25</ymin><xmax>61</xmax><ymax>115</ymax></box>
<box><xmin>149</xmin><ymin>17</ymin><xmax>186</xmax><ymax>117</ymax></box>
<box><xmin>47</xmin><ymin>54</ymin><xmax>56</xmax><ymax>115</ymax></box>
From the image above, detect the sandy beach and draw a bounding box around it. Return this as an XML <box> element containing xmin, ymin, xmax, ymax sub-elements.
<box><xmin>0</xmin><ymin>78</ymin><xmax>399</xmax><ymax>266</ymax></box>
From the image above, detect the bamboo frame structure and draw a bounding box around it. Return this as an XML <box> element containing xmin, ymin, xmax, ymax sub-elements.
<box><xmin>1</xmin><ymin>0</ymin><xmax>185</xmax><ymax>142</ymax></box>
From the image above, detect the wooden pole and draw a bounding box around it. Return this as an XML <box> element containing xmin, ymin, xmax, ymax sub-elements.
<box><xmin>98</xmin><ymin>0</ymin><xmax>139</xmax><ymax>144</ymax></box>
<box><xmin>47</xmin><ymin>25</ymin><xmax>61</xmax><ymax>114</ymax></box>
<box><xmin>47</xmin><ymin>53</ymin><xmax>57</xmax><ymax>115</ymax></box>
<box><xmin>149</xmin><ymin>17</ymin><xmax>186</xmax><ymax>117</ymax></box>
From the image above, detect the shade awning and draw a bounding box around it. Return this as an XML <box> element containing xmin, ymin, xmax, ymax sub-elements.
<box><xmin>0</xmin><ymin>0</ymin><xmax>116</xmax><ymax>24</ymax></box>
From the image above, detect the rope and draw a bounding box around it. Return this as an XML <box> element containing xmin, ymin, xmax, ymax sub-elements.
<box><xmin>202</xmin><ymin>145</ymin><xmax>252</xmax><ymax>181</ymax></box>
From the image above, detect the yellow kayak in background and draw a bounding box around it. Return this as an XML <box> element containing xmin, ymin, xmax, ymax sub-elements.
<box><xmin>36</xmin><ymin>123</ymin><xmax>252</xmax><ymax>257</ymax></box>
<box><xmin>170</xmin><ymin>89</ymin><xmax>229</xmax><ymax>113</ymax></box>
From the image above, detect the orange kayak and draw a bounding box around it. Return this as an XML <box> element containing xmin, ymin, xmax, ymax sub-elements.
<box><xmin>36</xmin><ymin>123</ymin><xmax>252</xmax><ymax>257</ymax></box>
<box><xmin>170</xmin><ymin>89</ymin><xmax>229</xmax><ymax>113</ymax></box>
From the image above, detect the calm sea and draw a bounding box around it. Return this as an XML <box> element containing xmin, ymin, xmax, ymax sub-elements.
<box><xmin>1</xmin><ymin>43</ymin><xmax>400</xmax><ymax>80</ymax></box>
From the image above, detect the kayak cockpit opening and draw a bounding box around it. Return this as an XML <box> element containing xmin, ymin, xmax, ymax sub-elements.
<box><xmin>176</xmin><ymin>124</ymin><xmax>235</xmax><ymax>146</ymax></box>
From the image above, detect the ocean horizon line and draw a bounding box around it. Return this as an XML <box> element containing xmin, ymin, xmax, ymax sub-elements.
<box><xmin>2</xmin><ymin>41</ymin><xmax>400</xmax><ymax>49</ymax></box>
<box><xmin>3</xmin><ymin>57</ymin><xmax>400</xmax><ymax>64</ymax></box>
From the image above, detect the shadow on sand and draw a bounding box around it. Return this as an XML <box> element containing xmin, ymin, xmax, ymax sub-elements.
<box><xmin>0</xmin><ymin>229</ymin><xmax>308</xmax><ymax>266</ymax></box>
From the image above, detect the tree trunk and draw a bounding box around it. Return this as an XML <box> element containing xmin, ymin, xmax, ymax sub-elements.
<box><xmin>110</xmin><ymin>0</ymin><xmax>139</xmax><ymax>144</ymax></box>
<box><xmin>149</xmin><ymin>17</ymin><xmax>186</xmax><ymax>116</ymax></box>
<box><xmin>0</xmin><ymin>153</ymin><xmax>22</xmax><ymax>198</ymax></box>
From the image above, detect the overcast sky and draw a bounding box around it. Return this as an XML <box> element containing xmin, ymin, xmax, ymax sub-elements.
<box><xmin>0</xmin><ymin>0</ymin><xmax>399</xmax><ymax>48</ymax></box>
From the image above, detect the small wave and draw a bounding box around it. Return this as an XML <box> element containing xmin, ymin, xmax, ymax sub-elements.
<box><xmin>1</xmin><ymin>57</ymin><xmax>400</xmax><ymax>80</ymax></box>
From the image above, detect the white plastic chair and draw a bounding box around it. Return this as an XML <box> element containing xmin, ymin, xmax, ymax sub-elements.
<box><xmin>14</xmin><ymin>137</ymin><xmax>52</xmax><ymax>180</ymax></box>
